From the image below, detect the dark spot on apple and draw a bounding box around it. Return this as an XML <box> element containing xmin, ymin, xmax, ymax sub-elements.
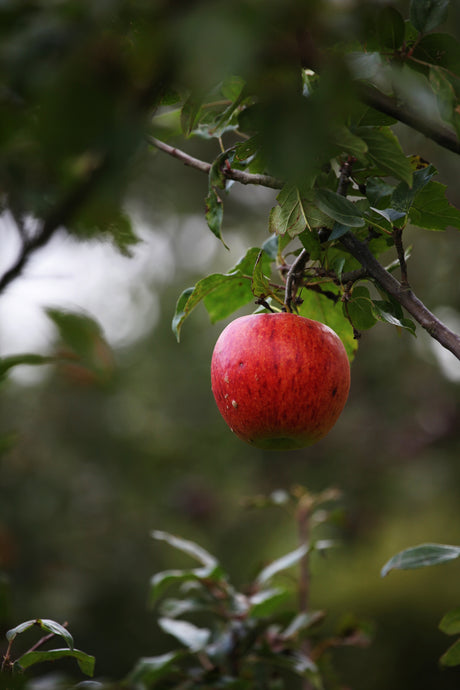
<box><xmin>332</xmin><ymin>387</ymin><xmax>337</xmax><ymax>397</ymax></box>
<box><xmin>239</xmin><ymin>361</ymin><xmax>244</xmax><ymax>367</ymax></box>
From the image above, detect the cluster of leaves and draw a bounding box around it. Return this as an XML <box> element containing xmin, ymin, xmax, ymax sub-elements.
<box><xmin>1</xmin><ymin>618</ymin><xmax>94</xmax><ymax>681</ymax></box>
<box><xmin>155</xmin><ymin>0</ymin><xmax>460</xmax><ymax>355</ymax></box>
<box><xmin>127</xmin><ymin>487</ymin><xmax>370</xmax><ymax>690</ymax></box>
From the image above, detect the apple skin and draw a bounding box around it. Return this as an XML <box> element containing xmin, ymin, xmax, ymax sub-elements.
<box><xmin>210</xmin><ymin>312</ymin><xmax>350</xmax><ymax>450</ymax></box>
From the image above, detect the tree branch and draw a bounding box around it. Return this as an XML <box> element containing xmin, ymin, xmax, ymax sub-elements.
<box><xmin>147</xmin><ymin>136</ymin><xmax>284</xmax><ymax>189</ymax></box>
<box><xmin>358</xmin><ymin>83</ymin><xmax>460</xmax><ymax>156</ymax></box>
<box><xmin>340</xmin><ymin>231</ymin><xmax>460</xmax><ymax>359</ymax></box>
<box><xmin>0</xmin><ymin>157</ymin><xmax>107</xmax><ymax>295</ymax></box>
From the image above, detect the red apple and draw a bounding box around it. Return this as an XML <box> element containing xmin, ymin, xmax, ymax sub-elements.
<box><xmin>210</xmin><ymin>312</ymin><xmax>350</xmax><ymax>450</ymax></box>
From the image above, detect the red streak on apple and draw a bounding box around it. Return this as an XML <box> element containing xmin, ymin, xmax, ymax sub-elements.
<box><xmin>210</xmin><ymin>313</ymin><xmax>351</xmax><ymax>450</ymax></box>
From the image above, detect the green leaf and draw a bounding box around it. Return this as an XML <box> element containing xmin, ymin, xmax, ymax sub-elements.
<box><xmin>16</xmin><ymin>648</ymin><xmax>95</xmax><ymax>676</ymax></box>
<box><xmin>297</xmin><ymin>288</ymin><xmax>358</xmax><ymax>361</ymax></box>
<box><xmin>391</xmin><ymin>164</ymin><xmax>437</xmax><ymax>215</ymax></box>
<box><xmin>378</xmin><ymin>6</ymin><xmax>405</xmax><ymax>50</ymax></box>
<box><xmin>150</xmin><ymin>568</ymin><xmax>216</xmax><ymax>604</ymax></box>
<box><xmin>126</xmin><ymin>651</ymin><xmax>185</xmax><ymax>686</ymax></box>
<box><xmin>234</xmin><ymin>135</ymin><xmax>260</xmax><ymax>162</ymax></box>
<box><xmin>151</xmin><ymin>530</ymin><xmax>219</xmax><ymax>569</ymax></box>
<box><xmin>333</xmin><ymin>126</ymin><xmax>368</xmax><ymax>157</ymax></box>
<box><xmin>46</xmin><ymin>309</ymin><xmax>100</xmax><ymax>356</ymax></box>
<box><xmin>381</xmin><ymin>543</ymin><xmax>460</xmax><ymax>577</ymax></box>
<box><xmin>352</xmin><ymin>104</ymin><xmax>397</xmax><ymax>128</ymax></box>
<box><xmin>439</xmin><ymin>608</ymin><xmax>460</xmax><ymax>635</ymax></box>
<box><xmin>220</xmin><ymin>75</ymin><xmax>245</xmax><ymax>101</ymax></box>
<box><xmin>150</xmin><ymin>530</ymin><xmax>224</xmax><ymax>602</ymax></box>
<box><xmin>299</xmin><ymin>228</ymin><xmax>321</xmax><ymax>260</ymax></box>
<box><xmin>345</xmin><ymin>285</ymin><xmax>377</xmax><ymax>330</ymax></box>
<box><xmin>314</xmin><ymin>189</ymin><xmax>365</xmax><ymax>228</ymax></box>
<box><xmin>248</xmin><ymin>587</ymin><xmax>290</xmax><ymax>618</ymax></box>
<box><xmin>440</xmin><ymin>638</ymin><xmax>460</xmax><ymax>667</ymax></box>
<box><xmin>410</xmin><ymin>0</ymin><xmax>449</xmax><ymax>34</ymax></box>
<box><xmin>259</xmin><ymin>648</ymin><xmax>318</xmax><ymax>678</ymax></box>
<box><xmin>269</xmin><ymin>185</ymin><xmax>308</xmax><ymax>237</ymax></box>
<box><xmin>413</xmin><ymin>33</ymin><xmax>460</xmax><ymax>73</ymax></box>
<box><xmin>372</xmin><ymin>301</ymin><xmax>417</xmax><ymax>334</ymax></box>
<box><xmin>72</xmin><ymin>206</ymin><xmax>140</xmax><ymax>257</ymax></box>
<box><xmin>181</xmin><ymin>95</ymin><xmax>202</xmax><ymax>136</ymax></box>
<box><xmin>409</xmin><ymin>179</ymin><xmax>460</xmax><ymax>230</ymax></box>
<box><xmin>205</xmin><ymin>186</ymin><xmax>226</xmax><ymax>247</ymax></box>
<box><xmin>158</xmin><ymin>618</ymin><xmax>210</xmax><ymax>652</ymax></box>
<box><xmin>357</xmin><ymin>127</ymin><xmax>413</xmax><ymax>186</ymax></box>
<box><xmin>281</xmin><ymin>611</ymin><xmax>325</xmax><ymax>639</ymax></box>
<box><xmin>365</xmin><ymin>177</ymin><xmax>396</xmax><ymax>207</ymax></box>
<box><xmin>251</xmin><ymin>250</ymin><xmax>272</xmax><ymax>298</ymax></box>
<box><xmin>256</xmin><ymin>544</ymin><xmax>309</xmax><ymax>586</ymax></box>
<box><xmin>46</xmin><ymin>308</ymin><xmax>114</xmax><ymax>384</ymax></box>
<box><xmin>6</xmin><ymin>619</ymin><xmax>73</xmax><ymax>649</ymax></box>
<box><xmin>172</xmin><ymin>247</ymin><xmax>272</xmax><ymax>340</ymax></box>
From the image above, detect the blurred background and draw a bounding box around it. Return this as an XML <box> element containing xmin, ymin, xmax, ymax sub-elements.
<box><xmin>1</xmin><ymin>2</ymin><xmax>460</xmax><ymax>689</ymax></box>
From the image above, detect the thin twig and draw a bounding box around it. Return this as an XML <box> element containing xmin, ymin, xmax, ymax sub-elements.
<box><xmin>26</xmin><ymin>622</ymin><xmax>69</xmax><ymax>655</ymax></box>
<box><xmin>284</xmin><ymin>249</ymin><xmax>310</xmax><ymax>312</ymax></box>
<box><xmin>392</xmin><ymin>226</ymin><xmax>409</xmax><ymax>287</ymax></box>
<box><xmin>147</xmin><ymin>136</ymin><xmax>284</xmax><ymax>189</ymax></box>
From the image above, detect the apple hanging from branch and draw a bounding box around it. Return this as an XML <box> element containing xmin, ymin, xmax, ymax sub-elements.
<box><xmin>211</xmin><ymin>313</ymin><xmax>351</xmax><ymax>450</ymax></box>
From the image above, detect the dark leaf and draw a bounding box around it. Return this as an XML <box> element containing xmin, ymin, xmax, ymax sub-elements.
<box><xmin>15</xmin><ymin>648</ymin><xmax>95</xmax><ymax>677</ymax></box>
<box><xmin>314</xmin><ymin>189</ymin><xmax>365</xmax><ymax>228</ymax></box>
<box><xmin>181</xmin><ymin>95</ymin><xmax>202</xmax><ymax>136</ymax></box>
<box><xmin>205</xmin><ymin>186</ymin><xmax>226</xmax><ymax>247</ymax></box>
<box><xmin>248</xmin><ymin>587</ymin><xmax>290</xmax><ymax>618</ymax></box>
<box><xmin>357</xmin><ymin>127</ymin><xmax>413</xmax><ymax>186</ymax></box>
<box><xmin>126</xmin><ymin>651</ymin><xmax>184</xmax><ymax>686</ymax></box>
<box><xmin>410</xmin><ymin>0</ymin><xmax>449</xmax><ymax>34</ymax></box>
<box><xmin>440</xmin><ymin>638</ymin><xmax>460</xmax><ymax>667</ymax></box>
<box><xmin>345</xmin><ymin>286</ymin><xmax>377</xmax><ymax>330</ymax></box>
<box><xmin>439</xmin><ymin>608</ymin><xmax>460</xmax><ymax>636</ymax></box>
<box><xmin>378</xmin><ymin>7</ymin><xmax>405</xmax><ymax>50</ymax></box>
<box><xmin>391</xmin><ymin>164</ymin><xmax>437</xmax><ymax>215</ymax></box>
<box><xmin>281</xmin><ymin>611</ymin><xmax>326</xmax><ymax>639</ymax></box>
<box><xmin>413</xmin><ymin>33</ymin><xmax>460</xmax><ymax>73</ymax></box>
<box><xmin>372</xmin><ymin>301</ymin><xmax>417</xmax><ymax>334</ymax></box>
<box><xmin>149</xmin><ymin>568</ymin><xmax>218</xmax><ymax>604</ymax></box>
